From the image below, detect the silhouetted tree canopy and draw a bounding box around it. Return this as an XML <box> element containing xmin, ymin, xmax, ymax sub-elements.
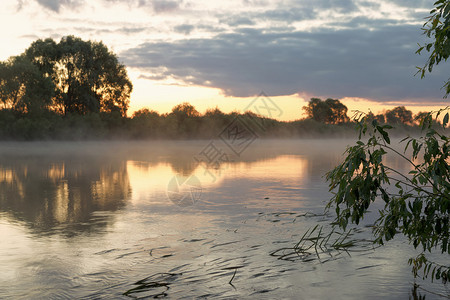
<box><xmin>0</xmin><ymin>56</ymin><xmax>54</xmax><ymax>113</ymax></box>
<box><xmin>170</xmin><ymin>102</ymin><xmax>200</xmax><ymax>118</ymax></box>
<box><xmin>384</xmin><ymin>106</ymin><xmax>413</xmax><ymax>125</ymax></box>
<box><xmin>0</xmin><ymin>36</ymin><xmax>132</xmax><ymax>116</ymax></box>
<box><xmin>365</xmin><ymin>111</ymin><xmax>385</xmax><ymax>124</ymax></box>
<box><xmin>303</xmin><ymin>98</ymin><xmax>350</xmax><ymax>124</ymax></box>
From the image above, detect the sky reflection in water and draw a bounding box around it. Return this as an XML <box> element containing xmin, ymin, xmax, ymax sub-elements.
<box><xmin>0</xmin><ymin>140</ymin><xmax>447</xmax><ymax>299</ymax></box>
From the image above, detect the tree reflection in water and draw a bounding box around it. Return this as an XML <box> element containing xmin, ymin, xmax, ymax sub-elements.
<box><xmin>0</xmin><ymin>155</ymin><xmax>131</xmax><ymax>236</ymax></box>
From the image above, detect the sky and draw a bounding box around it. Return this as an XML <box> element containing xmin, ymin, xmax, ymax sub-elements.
<box><xmin>1</xmin><ymin>0</ymin><xmax>449</xmax><ymax>120</ymax></box>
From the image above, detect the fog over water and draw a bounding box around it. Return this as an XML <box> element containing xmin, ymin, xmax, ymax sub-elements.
<box><xmin>0</xmin><ymin>140</ymin><xmax>448</xmax><ymax>299</ymax></box>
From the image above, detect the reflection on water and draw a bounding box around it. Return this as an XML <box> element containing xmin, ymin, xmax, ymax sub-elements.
<box><xmin>0</xmin><ymin>156</ymin><xmax>131</xmax><ymax>235</ymax></box>
<box><xmin>0</xmin><ymin>140</ymin><xmax>448</xmax><ymax>299</ymax></box>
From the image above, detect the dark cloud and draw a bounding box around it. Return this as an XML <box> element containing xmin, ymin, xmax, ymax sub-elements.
<box><xmin>151</xmin><ymin>0</ymin><xmax>180</xmax><ymax>13</ymax></box>
<box><xmin>395</xmin><ymin>0</ymin><xmax>429</xmax><ymax>8</ymax></box>
<box><xmin>28</xmin><ymin>0</ymin><xmax>180</xmax><ymax>13</ymax></box>
<box><xmin>255</xmin><ymin>9</ymin><xmax>314</xmax><ymax>23</ymax></box>
<box><xmin>330</xmin><ymin>16</ymin><xmax>402</xmax><ymax>29</ymax></box>
<box><xmin>309</xmin><ymin>0</ymin><xmax>359</xmax><ymax>13</ymax></box>
<box><xmin>34</xmin><ymin>0</ymin><xmax>83</xmax><ymax>12</ymax></box>
<box><xmin>122</xmin><ymin>24</ymin><xmax>450</xmax><ymax>103</ymax></box>
<box><xmin>174</xmin><ymin>24</ymin><xmax>194</xmax><ymax>35</ymax></box>
<box><xmin>219</xmin><ymin>15</ymin><xmax>255</xmax><ymax>27</ymax></box>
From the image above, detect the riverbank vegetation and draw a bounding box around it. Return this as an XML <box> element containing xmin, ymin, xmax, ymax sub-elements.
<box><xmin>0</xmin><ymin>36</ymin><xmax>446</xmax><ymax>140</ymax></box>
<box><xmin>0</xmin><ymin>101</ymin><xmax>440</xmax><ymax>140</ymax></box>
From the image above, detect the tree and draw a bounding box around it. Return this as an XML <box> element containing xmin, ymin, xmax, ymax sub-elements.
<box><xmin>384</xmin><ymin>106</ymin><xmax>413</xmax><ymax>125</ymax></box>
<box><xmin>303</xmin><ymin>98</ymin><xmax>349</xmax><ymax>124</ymax></box>
<box><xmin>326</xmin><ymin>1</ymin><xmax>450</xmax><ymax>282</ymax></box>
<box><xmin>169</xmin><ymin>103</ymin><xmax>200</xmax><ymax>137</ymax></box>
<box><xmin>0</xmin><ymin>55</ymin><xmax>54</xmax><ymax>113</ymax></box>
<box><xmin>365</xmin><ymin>111</ymin><xmax>386</xmax><ymax>124</ymax></box>
<box><xmin>132</xmin><ymin>108</ymin><xmax>160</xmax><ymax>119</ymax></box>
<box><xmin>170</xmin><ymin>102</ymin><xmax>200</xmax><ymax>119</ymax></box>
<box><xmin>414</xmin><ymin>111</ymin><xmax>442</xmax><ymax>127</ymax></box>
<box><xmin>24</xmin><ymin>36</ymin><xmax>132</xmax><ymax>116</ymax></box>
<box><xmin>325</xmin><ymin>98</ymin><xmax>350</xmax><ymax>124</ymax></box>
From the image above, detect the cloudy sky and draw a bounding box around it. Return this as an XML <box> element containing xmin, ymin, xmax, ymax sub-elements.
<box><xmin>1</xmin><ymin>0</ymin><xmax>448</xmax><ymax>120</ymax></box>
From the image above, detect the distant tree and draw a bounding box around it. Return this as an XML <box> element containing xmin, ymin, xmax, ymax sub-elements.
<box><xmin>24</xmin><ymin>36</ymin><xmax>132</xmax><ymax>116</ymax></box>
<box><xmin>374</xmin><ymin>113</ymin><xmax>385</xmax><ymax>124</ymax></box>
<box><xmin>384</xmin><ymin>106</ymin><xmax>413</xmax><ymax>125</ymax></box>
<box><xmin>366</xmin><ymin>111</ymin><xmax>386</xmax><ymax>124</ymax></box>
<box><xmin>204</xmin><ymin>107</ymin><xmax>225</xmax><ymax>118</ymax></box>
<box><xmin>303</xmin><ymin>98</ymin><xmax>332</xmax><ymax>123</ymax></box>
<box><xmin>168</xmin><ymin>102</ymin><xmax>200</xmax><ymax>137</ymax></box>
<box><xmin>414</xmin><ymin>111</ymin><xmax>442</xmax><ymax>127</ymax></box>
<box><xmin>171</xmin><ymin>102</ymin><xmax>200</xmax><ymax>119</ymax></box>
<box><xmin>303</xmin><ymin>98</ymin><xmax>349</xmax><ymax>124</ymax></box>
<box><xmin>132</xmin><ymin>108</ymin><xmax>160</xmax><ymax>119</ymax></box>
<box><xmin>325</xmin><ymin>98</ymin><xmax>350</xmax><ymax>124</ymax></box>
<box><xmin>130</xmin><ymin>108</ymin><xmax>162</xmax><ymax>137</ymax></box>
<box><xmin>0</xmin><ymin>55</ymin><xmax>54</xmax><ymax>113</ymax></box>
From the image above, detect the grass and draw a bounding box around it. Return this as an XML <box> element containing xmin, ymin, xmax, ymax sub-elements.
<box><xmin>270</xmin><ymin>224</ymin><xmax>379</xmax><ymax>262</ymax></box>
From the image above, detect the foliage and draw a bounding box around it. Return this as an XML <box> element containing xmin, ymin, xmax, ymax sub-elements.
<box><xmin>365</xmin><ymin>111</ymin><xmax>386</xmax><ymax>124</ymax></box>
<box><xmin>170</xmin><ymin>102</ymin><xmax>200</xmax><ymax>118</ymax></box>
<box><xmin>0</xmin><ymin>56</ymin><xmax>54</xmax><ymax>113</ymax></box>
<box><xmin>326</xmin><ymin>108</ymin><xmax>450</xmax><ymax>282</ymax></box>
<box><xmin>0</xmin><ymin>36</ymin><xmax>132</xmax><ymax>116</ymax></box>
<box><xmin>385</xmin><ymin>106</ymin><xmax>414</xmax><ymax>125</ymax></box>
<box><xmin>417</xmin><ymin>0</ymin><xmax>450</xmax><ymax>96</ymax></box>
<box><xmin>0</xmin><ymin>101</ymin><xmax>434</xmax><ymax>140</ymax></box>
<box><xmin>303</xmin><ymin>98</ymin><xmax>350</xmax><ymax>124</ymax></box>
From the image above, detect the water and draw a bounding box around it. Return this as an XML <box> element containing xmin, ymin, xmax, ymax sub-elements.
<box><xmin>0</xmin><ymin>140</ymin><xmax>448</xmax><ymax>299</ymax></box>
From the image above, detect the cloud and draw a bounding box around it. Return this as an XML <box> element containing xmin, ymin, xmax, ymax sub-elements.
<box><xmin>151</xmin><ymin>0</ymin><xmax>180</xmax><ymax>13</ymax></box>
<box><xmin>394</xmin><ymin>0</ymin><xmax>429</xmax><ymax>8</ymax></box>
<box><xmin>34</xmin><ymin>0</ymin><xmax>83</xmax><ymax>12</ymax></box>
<box><xmin>174</xmin><ymin>24</ymin><xmax>194</xmax><ymax>35</ymax></box>
<box><xmin>74</xmin><ymin>26</ymin><xmax>148</xmax><ymax>35</ymax></box>
<box><xmin>219</xmin><ymin>15</ymin><xmax>255</xmax><ymax>27</ymax></box>
<box><xmin>122</xmin><ymin>23</ymin><xmax>450</xmax><ymax>103</ymax></box>
<box><xmin>27</xmin><ymin>0</ymin><xmax>181</xmax><ymax>13</ymax></box>
<box><xmin>14</xmin><ymin>0</ymin><xmax>447</xmax><ymax>104</ymax></box>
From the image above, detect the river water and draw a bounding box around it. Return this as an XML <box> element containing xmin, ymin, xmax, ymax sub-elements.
<box><xmin>0</xmin><ymin>140</ymin><xmax>448</xmax><ymax>299</ymax></box>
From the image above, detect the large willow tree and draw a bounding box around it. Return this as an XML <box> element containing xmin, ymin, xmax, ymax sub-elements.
<box><xmin>0</xmin><ymin>36</ymin><xmax>132</xmax><ymax>116</ymax></box>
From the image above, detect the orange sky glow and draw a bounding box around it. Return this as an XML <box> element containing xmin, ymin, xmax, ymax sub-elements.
<box><xmin>1</xmin><ymin>0</ymin><xmax>449</xmax><ymax>121</ymax></box>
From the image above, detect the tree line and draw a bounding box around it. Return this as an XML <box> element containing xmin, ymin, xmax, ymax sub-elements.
<box><xmin>302</xmin><ymin>97</ymin><xmax>433</xmax><ymax>126</ymax></box>
<box><xmin>0</xmin><ymin>36</ymin><xmax>439</xmax><ymax>140</ymax></box>
<box><xmin>0</xmin><ymin>99</ymin><xmax>436</xmax><ymax>140</ymax></box>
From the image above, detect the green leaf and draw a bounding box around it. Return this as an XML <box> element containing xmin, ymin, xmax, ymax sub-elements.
<box><xmin>376</xmin><ymin>126</ymin><xmax>390</xmax><ymax>144</ymax></box>
<box><xmin>443</xmin><ymin>112</ymin><xmax>449</xmax><ymax>127</ymax></box>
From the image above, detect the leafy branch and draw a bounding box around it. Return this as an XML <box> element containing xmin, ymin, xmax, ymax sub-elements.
<box><xmin>326</xmin><ymin>108</ymin><xmax>450</xmax><ymax>282</ymax></box>
<box><xmin>416</xmin><ymin>0</ymin><xmax>450</xmax><ymax>97</ymax></box>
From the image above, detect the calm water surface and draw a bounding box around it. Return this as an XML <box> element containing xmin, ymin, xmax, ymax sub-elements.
<box><xmin>0</xmin><ymin>140</ymin><xmax>448</xmax><ymax>299</ymax></box>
